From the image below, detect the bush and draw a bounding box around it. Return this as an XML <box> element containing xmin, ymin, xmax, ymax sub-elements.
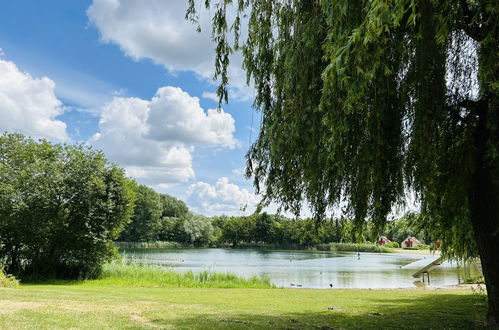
<box><xmin>0</xmin><ymin>267</ymin><xmax>19</xmax><ymax>288</ymax></box>
<box><xmin>385</xmin><ymin>242</ymin><xmax>400</xmax><ymax>248</ymax></box>
<box><xmin>0</xmin><ymin>133</ymin><xmax>136</xmax><ymax>280</ymax></box>
<box><xmin>317</xmin><ymin>243</ymin><xmax>393</xmax><ymax>253</ymax></box>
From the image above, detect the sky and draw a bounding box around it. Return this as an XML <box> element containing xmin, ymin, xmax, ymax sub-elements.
<box><xmin>0</xmin><ymin>0</ymin><xmax>267</xmax><ymax>216</ymax></box>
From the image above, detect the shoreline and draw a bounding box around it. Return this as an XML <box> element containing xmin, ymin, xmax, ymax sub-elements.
<box><xmin>119</xmin><ymin>244</ymin><xmax>442</xmax><ymax>255</ymax></box>
<box><xmin>391</xmin><ymin>248</ymin><xmax>441</xmax><ymax>255</ymax></box>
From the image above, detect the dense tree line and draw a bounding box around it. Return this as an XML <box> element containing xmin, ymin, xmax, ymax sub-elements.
<box><xmin>117</xmin><ymin>185</ymin><xmax>216</xmax><ymax>246</ymax></box>
<box><xmin>119</xmin><ymin>188</ymin><xmax>433</xmax><ymax>247</ymax></box>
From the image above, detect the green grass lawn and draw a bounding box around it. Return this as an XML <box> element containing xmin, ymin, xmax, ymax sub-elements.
<box><xmin>0</xmin><ymin>284</ymin><xmax>488</xmax><ymax>329</ymax></box>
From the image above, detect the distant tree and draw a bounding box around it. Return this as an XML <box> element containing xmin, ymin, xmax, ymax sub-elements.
<box><xmin>253</xmin><ymin>212</ymin><xmax>274</xmax><ymax>243</ymax></box>
<box><xmin>159</xmin><ymin>194</ymin><xmax>189</xmax><ymax>218</ymax></box>
<box><xmin>157</xmin><ymin>216</ymin><xmax>188</xmax><ymax>243</ymax></box>
<box><xmin>120</xmin><ymin>185</ymin><xmax>162</xmax><ymax>242</ymax></box>
<box><xmin>220</xmin><ymin>216</ymin><xmax>254</xmax><ymax>246</ymax></box>
<box><xmin>0</xmin><ymin>133</ymin><xmax>135</xmax><ymax>279</ymax></box>
<box><xmin>183</xmin><ymin>213</ymin><xmax>214</xmax><ymax>246</ymax></box>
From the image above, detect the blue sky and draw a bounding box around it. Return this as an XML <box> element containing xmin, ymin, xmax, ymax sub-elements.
<box><xmin>0</xmin><ymin>0</ymin><xmax>264</xmax><ymax>215</ymax></box>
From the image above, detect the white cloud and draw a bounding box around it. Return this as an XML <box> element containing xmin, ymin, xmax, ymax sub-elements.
<box><xmin>187</xmin><ymin>177</ymin><xmax>259</xmax><ymax>216</ymax></box>
<box><xmin>0</xmin><ymin>59</ymin><xmax>69</xmax><ymax>141</ymax></box>
<box><xmin>87</xmin><ymin>0</ymin><xmax>252</xmax><ymax>101</ymax></box>
<box><xmin>90</xmin><ymin>86</ymin><xmax>237</xmax><ymax>186</ymax></box>
<box><xmin>232</xmin><ymin>167</ymin><xmax>246</xmax><ymax>175</ymax></box>
<box><xmin>202</xmin><ymin>91</ymin><xmax>219</xmax><ymax>102</ymax></box>
<box><xmin>147</xmin><ymin>87</ymin><xmax>238</xmax><ymax>148</ymax></box>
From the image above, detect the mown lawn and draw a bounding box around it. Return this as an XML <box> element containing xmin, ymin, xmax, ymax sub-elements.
<box><xmin>0</xmin><ymin>285</ymin><xmax>488</xmax><ymax>329</ymax></box>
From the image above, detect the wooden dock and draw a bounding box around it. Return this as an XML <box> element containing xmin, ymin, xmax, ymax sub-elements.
<box><xmin>412</xmin><ymin>257</ymin><xmax>443</xmax><ymax>278</ymax></box>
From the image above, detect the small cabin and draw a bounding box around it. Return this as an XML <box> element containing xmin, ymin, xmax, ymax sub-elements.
<box><xmin>378</xmin><ymin>236</ymin><xmax>391</xmax><ymax>245</ymax></box>
<box><xmin>401</xmin><ymin>236</ymin><xmax>421</xmax><ymax>248</ymax></box>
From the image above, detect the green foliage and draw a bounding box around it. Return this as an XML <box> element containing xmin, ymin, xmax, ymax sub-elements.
<box><xmin>119</xmin><ymin>185</ymin><xmax>162</xmax><ymax>242</ymax></box>
<box><xmin>415</xmin><ymin>244</ymin><xmax>430</xmax><ymax>250</ymax></box>
<box><xmin>183</xmin><ymin>213</ymin><xmax>214</xmax><ymax>246</ymax></box>
<box><xmin>0</xmin><ymin>133</ymin><xmax>136</xmax><ymax>279</ymax></box>
<box><xmin>385</xmin><ymin>241</ymin><xmax>400</xmax><ymax>249</ymax></box>
<box><xmin>189</xmin><ymin>0</ymin><xmax>498</xmax><ymax>259</ymax></box>
<box><xmin>159</xmin><ymin>194</ymin><xmax>189</xmax><ymax>218</ymax></box>
<box><xmin>0</xmin><ymin>267</ymin><xmax>19</xmax><ymax>288</ymax></box>
<box><xmin>386</xmin><ymin>213</ymin><xmax>433</xmax><ymax>244</ymax></box>
<box><xmin>191</xmin><ymin>0</ymin><xmax>499</xmax><ymax>317</ymax></box>
<box><xmin>317</xmin><ymin>242</ymin><xmax>393</xmax><ymax>253</ymax></box>
<box><xmin>115</xmin><ymin>241</ymin><xmax>184</xmax><ymax>249</ymax></box>
<box><xmin>95</xmin><ymin>260</ymin><xmax>273</xmax><ymax>288</ymax></box>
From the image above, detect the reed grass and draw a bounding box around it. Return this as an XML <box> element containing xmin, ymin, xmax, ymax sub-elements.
<box><xmin>85</xmin><ymin>261</ymin><xmax>274</xmax><ymax>288</ymax></box>
<box><xmin>114</xmin><ymin>241</ymin><xmax>185</xmax><ymax>249</ymax></box>
<box><xmin>316</xmin><ymin>242</ymin><xmax>393</xmax><ymax>253</ymax></box>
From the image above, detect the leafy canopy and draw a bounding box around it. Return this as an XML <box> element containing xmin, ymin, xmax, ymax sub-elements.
<box><xmin>187</xmin><ymin>0</ymin><xmax>498</xmax><ymax>259</ymax></box>
<box><xmin>0</xmin><ymin>133</ymin><xmax>136</xmax><ymax>279</ymax></box>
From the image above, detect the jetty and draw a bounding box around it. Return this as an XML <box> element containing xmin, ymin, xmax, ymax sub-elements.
<box><xmin>412</xmin><ymin>257</ymin><xmax>443</xmax><ymax>283</ymax></box>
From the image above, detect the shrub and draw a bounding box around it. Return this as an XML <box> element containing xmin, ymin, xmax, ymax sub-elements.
<box><xmin>0</xmin><ymin>267</ymin><xmax>19</xmax><ymax>288</ymax></box>
<box><xmin>0</xmin><ymin>133</ymin><xmax>136</xmax><ymax>280</ymax></box>
<box><xmin>316</xmin><ymin>242</ymin><xmax>392</xmax><ymax>253</ymax></box>
<box><xmin>385</xmin><ymin>242</ymin><xmax>400</xmax><ymax>248</ymax></box>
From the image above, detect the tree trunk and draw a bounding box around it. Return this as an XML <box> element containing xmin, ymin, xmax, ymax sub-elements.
<box><xmin>470</xmin><ymin>98</ymin><xmax>499</xmax><ymax>324</ymax></box>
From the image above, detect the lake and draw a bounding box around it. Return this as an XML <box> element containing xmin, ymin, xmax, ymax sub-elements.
<box><xmin>120</xmin><ymin>248</ymin><xmax>463</xmax><ymax>289</ymax></box>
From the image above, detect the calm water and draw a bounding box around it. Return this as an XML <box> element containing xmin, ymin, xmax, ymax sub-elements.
<box><xmin>120</xmin><ymin>248</ymin><xmax>462</xmax><ymax>289</ymax></box>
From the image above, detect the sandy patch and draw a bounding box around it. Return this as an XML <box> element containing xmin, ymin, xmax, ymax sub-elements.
<box><xmin>0</xmin><ymin>301</ymin><xmax>44</xmax><ymax>314</ymax></box>
<box><xmin>392</xmin><ymin>248</ymin><xmax>441</xmax><ymax>255</ymax></box>
<box><xmin>130</xmin><ymin>313</ymin><xmax>161</xmax><ymax>328</ymax></box>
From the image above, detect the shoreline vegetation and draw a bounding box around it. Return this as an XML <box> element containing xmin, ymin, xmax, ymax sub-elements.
<box><xmin>115</xmin><ymin>241</ymin><xmax>440</xmax><ymax>255</ymax></box>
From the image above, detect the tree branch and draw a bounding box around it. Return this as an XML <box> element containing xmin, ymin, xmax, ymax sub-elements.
<box><xmin>459</xmin><ymin>0</ymin><xmax>485</xmax><ymax>42</ymax></box>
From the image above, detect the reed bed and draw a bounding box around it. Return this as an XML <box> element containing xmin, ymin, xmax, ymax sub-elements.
<box><xmin>89</xmin><ymin>260</ymin><xmax>274</xmax><ymax>288</ymax></box>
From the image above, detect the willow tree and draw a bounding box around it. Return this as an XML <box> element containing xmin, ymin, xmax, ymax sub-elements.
<box><xmin>187</xmin><ymin>0</ymin><xmax>498</xmax><ymax>321</ymax></box>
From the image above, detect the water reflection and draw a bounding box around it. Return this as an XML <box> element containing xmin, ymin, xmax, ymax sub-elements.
<box><xmin>120</xmin><ymin>248</ymin><xmax>461</xmax><ymax>289</ymax></box>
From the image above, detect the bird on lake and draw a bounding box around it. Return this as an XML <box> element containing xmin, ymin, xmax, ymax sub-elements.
<box><xmin>329</xmin><ymin>283</ymin><xmax>333</xmax><ymax>288</ymax></box>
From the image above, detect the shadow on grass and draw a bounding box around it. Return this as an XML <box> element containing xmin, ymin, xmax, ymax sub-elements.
<box><xmin>145</xmin><ymin>292</ymin><xmax>490</xmax><ymax>329</ymax></box>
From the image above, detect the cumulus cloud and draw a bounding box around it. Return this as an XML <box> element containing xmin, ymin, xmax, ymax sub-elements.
<box><xmin>147</xmin><ymin>87</ymin><xmax>238</xmax><ymax>148</ymax></box>
<box><xmin>202</xmin><ymin>91</ymin><xmax>219</xmax><ymax>102</ymax></box>
<box><xmin>0</xmin><ymin>59</ymin><xmax>68</xmax><ymax>141</ymax></box>
<box><xmin>87</xmin><ymin>0</ymin><xmax>252</xmax><ymax>100</ymax></box>
<box><xmin>232</xmin><ymin>167</ymin><xmax>246</xmax><ymax>175</ymax></box>
<box><xmin>90</xmin><ymin>86</ymin><xmax>237</xmax><ymax>186</ymax></box>
<box><xmin>187</xmin><ymin>177</ymin><xmax>259</xmax><ymax>216</ymax></box>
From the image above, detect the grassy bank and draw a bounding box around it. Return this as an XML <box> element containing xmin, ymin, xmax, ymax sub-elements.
<box><xmin>21</xmin><ymin>261</ymin><xmax>273</xmax><ymax>289</ymax></box>
<box><xmin>0</xmin><ymin>284</ymin><xmax>488</xmax><ymax>329</ymax></box>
